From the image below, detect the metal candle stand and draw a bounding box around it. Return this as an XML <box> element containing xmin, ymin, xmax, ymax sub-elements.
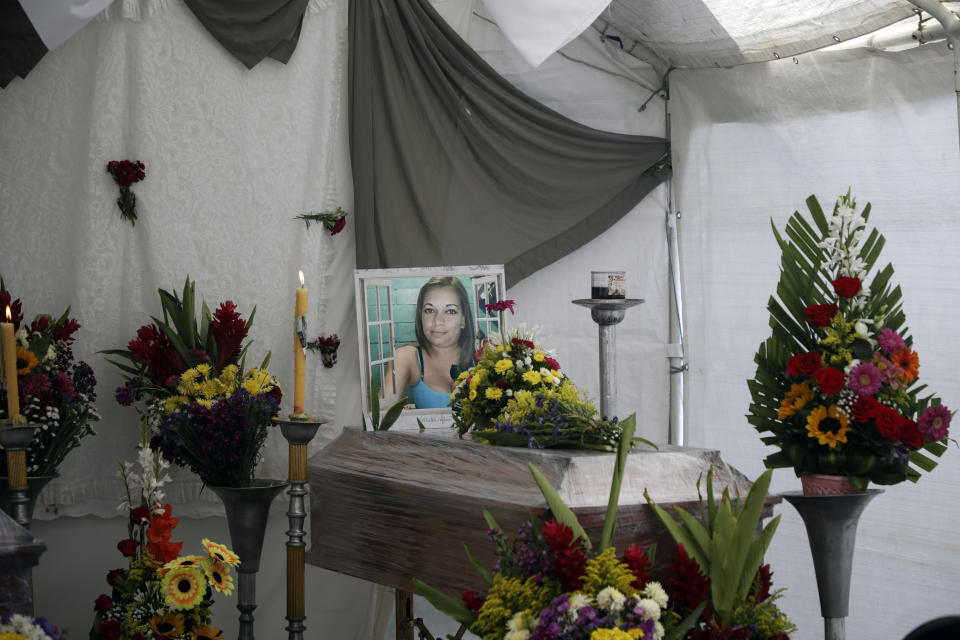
<box><xmin>275</xmin><ymin>417</ymin><xmax>324</xmax><ymax>640</ymax></box>
<box><xmin>572</xmin><ymin>299</ymin><xmax>644</xmax><ymax>418</ymax></box>
<box><xmin>0</xmin><ymin>424</ymin><xmax>39</xmax><ymax>528</ymax></box>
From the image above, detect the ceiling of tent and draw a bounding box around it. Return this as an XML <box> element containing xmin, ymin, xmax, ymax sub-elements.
<box><xmin>592</xmin><ymin>0</ymin><xmax>922</xmax><ymax>71</ymax></box>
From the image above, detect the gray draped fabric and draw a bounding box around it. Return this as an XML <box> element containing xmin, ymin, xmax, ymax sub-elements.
<box><xmin>184</xmin><ymin>0</ymin><xmax>310</xmax><ymax>69</ymax></box>
<box><xmin>350</xmin><ymin>0</ymin><xmax>670</xmax><ymax>286</ymax></box>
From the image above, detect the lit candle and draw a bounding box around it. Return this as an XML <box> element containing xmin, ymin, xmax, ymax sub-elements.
<box><xmin>293</xmin><ymin>270</ymin><xmax>308</xmax><ymax>416</ymax></box>
<box><xmin>2</xmin><ymin>305</ymin><xmax>19</xmax><ymax>422</ymax></box>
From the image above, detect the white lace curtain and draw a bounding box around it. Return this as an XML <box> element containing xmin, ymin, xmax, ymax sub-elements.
<box><xmin>0</xmin><ymin>0</ymin><xmax>354</xmax><ymax>518</ymax></box>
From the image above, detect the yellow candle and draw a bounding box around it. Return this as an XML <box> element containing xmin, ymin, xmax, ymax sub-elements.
<box><xmin>294</xmin><ymin>271</ymin><xmax>308</xmax><ymax>415</ymax></box>
<box><xmin>2</xmin><ymin>306</ymin><xmax>19</xmax><ymax>421</ymax></box>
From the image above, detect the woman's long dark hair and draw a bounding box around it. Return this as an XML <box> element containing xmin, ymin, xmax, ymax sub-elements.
<box><xmin>415</xmin><ymin>276</ymin><xmax>476</xmax><ymax>372</ymax></box>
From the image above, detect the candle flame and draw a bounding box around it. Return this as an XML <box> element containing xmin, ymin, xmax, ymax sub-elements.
<box><xmin>4</xmin><ymin>306</ymin><xmax>10</xmax><ymax>322</ymax></box>
<box><xmin>299</xmin><ymin>270</ymin><xmax>305</xmax><ymax>287</ymax></box>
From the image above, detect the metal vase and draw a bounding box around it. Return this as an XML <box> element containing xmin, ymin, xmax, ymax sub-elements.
<box><xmin>210</xmin><ymin>479</ymin><xmax>289</xmax><ymax>640</ymax></box>
<box><xmin>1</xmin><ymin>474</ymin><xmax>58</xmax><ymax>525</ymax></box>
<box><xmin>783</xmin><ymin>490</ymin><xmax>882</xmax><ymax>640</ymax></box>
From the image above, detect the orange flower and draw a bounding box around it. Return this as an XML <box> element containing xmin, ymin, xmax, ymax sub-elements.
<box><xmin>891</xmin><ymin>350</ymin><xmax>918</xmax><ymax>382</ymax></box>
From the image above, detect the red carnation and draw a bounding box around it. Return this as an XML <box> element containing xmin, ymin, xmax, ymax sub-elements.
<box><xmin>94</xmin><ymin>594</ymin><xmax>113</xmax><ymax>612</ymax></box>
<box><xmin>787</xmin><ymin>352</ymin><xmax>821</xmax><ymax>377</ymax></box>
<box><xmin>831</xmin><ymin>277</ymin><xmax>862</xmax><ymax>298</ymax></box>
<box><xmin>462</xmin><ymin>589</ymin><xmax>485</xmax><ymax>612</ymax></box>
<box><xmin>805</xmin><ymin>304</ymin><xmax>838</xmax><ymax>327</ymax></box>
<box><xmin>210</xmin><ymin>301</ymin><xmax>249</xmax><ymax>371</ymax></box>
<box><xmin>875</xmin><ymin>406</ymin><xmax>903</xmax><ymax>440</ymax></box>
<box><xmin>99</xmin><ymin>620</ymin><xmax>121</xmax><ymax>640</ymax></box>
<box><xmin>622</xmin><ymin>544</ymin><xmax>652</xmax><ymax>589</ymax></box>
<box><xmin>899</xmin><ymin>420</ymin><xmax>924</xmax><ymax>448</ymax></box>
<box><xmin>117</xmin><ymin>538</ymin><xmax>139</xmax><ymax>557</ymax></box>
<box><xmin>106</xmin><ymin>568</ymin><xmax>126</xmax><ymax>586</ymax></box>
<box><xmin>815</xmin><ymin>367</ymin><xmax>845</xmax><ymax>395</ymax></box>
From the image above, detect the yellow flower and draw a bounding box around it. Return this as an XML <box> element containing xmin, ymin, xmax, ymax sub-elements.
<box><xmin>485</xmin><ymin>387</ymin><xmax>503</xmax><ymax>400</ymax></box>
<box><xmin>161</xmin><ymin>566</ymin><xmax>206</xmax><ymax>609</ymax></box>
<box><xmin>149</xmin><ymin>612</ymin><xmax>185</xmax><ymax>637</ymax></box>
<box><xmin>777</xmin><ymin>381</ymin><xmax>814</xmax><ymax>420</ymax></box>
<box><xmin>15</xmin><ymin>347</ymin><xmax>38</xmax><ymax>376</ymax></box>
<box><xmin>522</xmin><ymin>370</ymin><xmax>542</xmax><ymax>385</ymax></box>
<box><xmin>806</xmin><ymin>405</ymin><xmax>851</xmax><ymax>448</ymax></box>
<box><xmin>494</xmin><ymin>359</ymin><xmax>514</xmax><ymax>374</ymax></box>
<box><xmin>202</xmin><ymin>558</ymin><xmax>235</xmax><ymax>595</ymax></box>
<box><xmin>191</xmin><ymin>626</ymin><xmax>224</xmax><ymax>640</ymax></box>
<box><xmin>202</xmin><ymin>538</ymin><xmax>241</xmax><ymax>566</ymax></box>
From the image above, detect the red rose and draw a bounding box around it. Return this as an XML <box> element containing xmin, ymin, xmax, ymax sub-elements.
<box><xmin>117</xmin><ymin>538</ymin><xmax>140</xmax><ymax>557</ymax></box>
<box><xmin>875</xmin><ymin>407</ymin><xmax>903</xmax><ymax>439</ymax></box>
<box><xmin>832</xmin><ymin>277</ymin><xmax>862</xmax><ymax>298</ymax></box>
<box><xmin>805</xmin><ymin>304</ymin><xmax>838</xmax><ymax>327</ymax></box>
<box><xmin>99</xmin><ymin>620</ymin><xmax>121</xmax><ymax>640</ymax></box>
<box><xmin>106</xmin><ymin>568</ymin><xmax>126</xmax><ymax>586</ymax></box>
<box><xmin>851</xmin><ymin>395</ymin><xmax>879</xmax><ymax>423</ymax></box>
<box><xmin>130</xmin><ymin>506</ymin><xmax>150</xmax><ymax>525</ymax></box>
<box><xmin>94</xmin><ymin>594</ymin><xmax>113</xmax><ymax>612</ymax></box>
<box><xmin>899</xmin><ymin>420</ymin><xmax>924</xmax><ymax>448</ymax></box>
<box><xmin>815</xmin><ymin>367</ymin><xmax>845</xmax><ymax>395</ymax></box>
<box><xmin>787</xmin><ymin>352</ymin><xmax>821</xmax><ymax>377</ymax></box>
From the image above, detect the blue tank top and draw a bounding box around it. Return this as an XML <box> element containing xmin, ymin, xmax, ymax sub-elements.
<box><xmin>408</xmin><ymin>347</ymin><xmax>452</xmax><ymax>409</ymax></box>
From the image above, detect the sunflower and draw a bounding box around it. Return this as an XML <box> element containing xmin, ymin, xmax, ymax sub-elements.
<box><xmin>15</xmin><ymin>347</ymin><xmax>38</xmax><ymax>375</ymax></box>
<box><xmin>164</xmin><ymin>555</ymin><xmax>207</xmax><ymax>571</ymax></box>
<box><xmin>806</xmin><ymin>404</ymin><xmax>851</xmax><ymax>448</ymax></box>
<box><xmin>191</xmin><ymin>626</ymin><xmax>224</xmax><ymax>640</ymax></box>
<box><xmin>149</xmin><ymin>612</ymin><xmax>185</xmax><ymax>637</ymax></box>
<box><xmin>161</xmin><ymin>566</ymin><xmax>207</xmax><ymax>609</ymax></box>
<box><xmin>777</xmin><ymin>381</ymin><xmax>814</xmax><ymax>419</ymax></box>
<box><xmin>202</xmin><ymin>538</ymin><xmax>240</xmax><ymax>567</ymax></box>
<box><xmin>202</xmin><ymin>559</ymin><xmax>235</xmax><ymax>595</ymax></box>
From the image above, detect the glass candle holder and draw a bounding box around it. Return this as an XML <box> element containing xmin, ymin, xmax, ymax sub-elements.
<box><xmin>591</xmin><ymin>271</ymin><xmax>626</xmax><ymax>299</ymax></box>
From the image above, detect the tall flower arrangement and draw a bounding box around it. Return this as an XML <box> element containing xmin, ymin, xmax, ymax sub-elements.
<box><xmin>104</xmin><ymin>278</ymin><xmax>281</xmax><ymax>487</ymax></box>
<box><xmin>90</xmin><ymin>428</ymin><xmax>236</xmax><ymax>640</ymax></box>
<box><xmin>451</xmin><ymin>302</ymin><xmax>636</xmax><ymax>451</ymax></box>
<box><xmin>748</xmin><ymin>193</ymin><xmax>951</xmax><ymax>488</ymax></box>
<box><xmin>0</xmin><ymin>280</ymin><xmax>99</xmax><ymax>476</ymax></box>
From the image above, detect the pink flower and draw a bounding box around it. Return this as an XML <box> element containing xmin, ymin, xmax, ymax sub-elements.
<box><xmin>877</xmin><ymin>328</ymin><xmax>907</xmax><ymax>355</ymax></box>
<box><xmin>485</xmin><ymin>300</ymin><xmax>516</xmax><ymax>314</ymax></box>
<box><xmin>918</xmin><ymin>404</ymin><xmax>951</xmax><ymax>441</ymax></box>
<box><xmin>848</xmin><ymin>362</ymin><xmax>882</xmax><ymax>395</ymax></box>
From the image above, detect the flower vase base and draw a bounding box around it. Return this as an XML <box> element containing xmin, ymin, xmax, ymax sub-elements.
<box><xmin>801</xmin><ymin>474</ymin><xmax>864</xmax><ymax>496</ymax></box>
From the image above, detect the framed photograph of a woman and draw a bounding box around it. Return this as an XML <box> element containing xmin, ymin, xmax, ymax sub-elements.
<box><xmin>355</xmin><ymin>265</ymin><xmax>506</xmax><ymax>433</ymax></box>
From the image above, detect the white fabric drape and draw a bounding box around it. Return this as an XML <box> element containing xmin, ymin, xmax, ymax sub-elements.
<box><xmin>671</xmin><ymin>43</ymin><xmax>960</xmax><ymax>640</ymax></box>
<box><xmin>0</xmin><ymin>0</ymin><xmax>353</xmax><ymax>518</ymax></box>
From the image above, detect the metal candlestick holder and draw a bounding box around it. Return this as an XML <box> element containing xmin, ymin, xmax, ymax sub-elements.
<box><xmin>572</xmin><ymin>299</ymin><xmax>644</xmax><ymax>418</ymax></box>
<box><xmin>275</xmin><ymin>416</ymin><xmax>325</xmax><ymax>640</ymax></box>
<box><xmin>0</xmin><ymin>424</ymin><xmax>39</xmax><ymax>528</ymax></box>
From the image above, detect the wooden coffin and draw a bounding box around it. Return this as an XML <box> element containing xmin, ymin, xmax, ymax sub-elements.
<box><xmin>306</xmin><ymin>428</ymin><xmax>774</xmax><ymax>597</ymax></box>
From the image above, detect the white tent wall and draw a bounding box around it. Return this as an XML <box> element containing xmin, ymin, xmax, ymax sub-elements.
<box><xmin>671</xmin><ymin>44</ymin><xmax>960</xmax><ymax>638</ymax></box>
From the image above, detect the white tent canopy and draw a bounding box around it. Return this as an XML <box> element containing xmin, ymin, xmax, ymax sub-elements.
<box><xmin>2</xmin><ymin>1</ymin><xmax>959</xmax><ymax>638</ymax></box>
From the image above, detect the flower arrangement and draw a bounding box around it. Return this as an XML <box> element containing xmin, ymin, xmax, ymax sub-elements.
<box><xmin>748</xmin><ymin>192</ymin><xmax>951</xmax><ymax>488</ymax></box>
<box><xmin>107</xmin><ymin>159</ymin><xmax>146</xmax><ymax>226</ymax></box>
<box><xmin>90</xmin><ymin>433</ymin><xmax>235</xmax><ymax>640</ymax></box>
<box><xmin>0</xmin><ymin>613</ymin><xmax>61</xmax><ymax>640</ymax></box>
<box><xmin>0</xmin><ymin>280</ymin><xmax>99</xmax><ymax>476</ymax></box>
<box><xmin>295</xmin><ymin>206</ymin><xmax>348</xmax><ymax>235</ymax></box>
<box><xmin>306</xmin><ymin>333</ymin><xmax>341</xmax><ymax>368</ymax></box>
<box><xmin>451</xmin><ymin>301</ymin><xmax>635</xmax><ymax>451</ymax></box>
<box><xmin>104</xmin><ymin>278</ymin><xmax>281</xmax><ymax>487</ymax></box>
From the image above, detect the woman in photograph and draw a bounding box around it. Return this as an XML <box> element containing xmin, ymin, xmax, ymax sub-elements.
<box><xmin>383</xmin><ymin>276</ymin><xmax>476</xmax><ymax>408</ymax></box>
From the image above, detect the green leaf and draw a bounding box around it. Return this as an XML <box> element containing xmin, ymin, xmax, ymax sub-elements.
<box><xmin>529</xmin><ymin>463</ymin><xmax>591</xmax><ymax>550</ymax></box>
<box><xmin>412</xmin><ymin>578</ymin><xmax>476</xmax><ymax>626</ymax></box>
<box><xmin>599</xmin><ymin>413</ymin><xmax>636</xmax><ymax>551</ymax></box>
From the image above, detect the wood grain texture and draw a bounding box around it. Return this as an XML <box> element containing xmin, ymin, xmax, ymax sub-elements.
<box><xmin>306</xmin><ymin>428</ymin><xmax>778</xmax><ymax>597</ymax></box>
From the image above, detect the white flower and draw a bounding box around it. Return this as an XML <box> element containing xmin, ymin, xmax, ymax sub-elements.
<box><xmin>642</xmin><ymin>581</ymin><xmax>669</xmax><ymax>609</ymax></box>
<box><xmin>596</xmin><ymin>586</ymin><xmax>626</xmax><ymax>611</ymax></box>
<box><xmin>636</xmin><ymin>598</ymin><xmax>661</xmax><ymax>621</ymax></box>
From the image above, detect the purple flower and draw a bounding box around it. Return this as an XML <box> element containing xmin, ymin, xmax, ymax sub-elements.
<box><xmin>847</xmin><ymin>362</ymin><xmax>882</xmax><ymax>395</ymax></box>
<box><xmin>877</xmin><ymin>328</ymin><xmax>907</xmax><ymax>355</ymax></box>
<box><xmin>918</xmin><ymin>404</ymin><xmax>951</xmax><ymax>441</ymax></box>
